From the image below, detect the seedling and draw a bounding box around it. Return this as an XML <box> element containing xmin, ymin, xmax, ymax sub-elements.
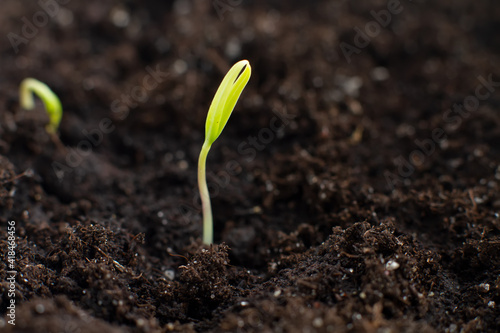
<box><xmin>198</xmin><ymin>60</ymin><xmax>251</xmax><ymax>244</ymax></box>
<box><xmin>19</xmin><ymin>78</ymin><xmax>62</xmax><ymax>134</ymax></box>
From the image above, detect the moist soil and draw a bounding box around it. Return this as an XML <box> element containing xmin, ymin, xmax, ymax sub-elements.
<box><xmin>1</xmin><ymin>0</ymin><xmax>499</xmax><ymax>332</ymax></box>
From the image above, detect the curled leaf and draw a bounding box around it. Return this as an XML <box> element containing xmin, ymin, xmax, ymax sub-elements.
<box><xmin>205</xmin><ymin>60</ymin><xmax>251</xmax><ymax>145</ymax></box>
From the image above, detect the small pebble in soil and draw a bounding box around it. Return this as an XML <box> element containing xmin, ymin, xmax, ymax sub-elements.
<box><xmin>35</xmin><ymin>304</ymin><xmax>45</xmax><ymax>314</ymax></box>
<box><xmin>164</xmin><ymin>269</ymin><xmax>175</xmax><ymax>280</ymax></box>
<box><xmin>248</xmin><ymin>206</ymin><xmax>261</xmax><ymax>214</ymax></box>
<box><xmin>178</xmin><ymin>160</ymin><xmax>188</xmax><ymax>170</ymax></box>
<box><xmin>385</xmin><ymin>260</ymin><xmax>400</xmax><ymax>271</ymax></box>
<box><xmin>110</xmin><ymin>6</ymin><xmax>130</xmax><ymax>28</ymax></box>
<box><xmin>312</xmin><ymin>317</ymin><xmax>323</xmax><ymax>328</ymax></box>
<box><xmin>370</xmin><ymin>67</ymin><xmax>390</xmax><ymax>81</ymax></box>
<box><xmin>265</xmin><ymin>180</ymin><xmax>274</xmax><ymax>191</ymax></box>
<box><xmin>225</xmin><ymin>37</ymin><xmax>242</xmax><ymax>58</ymax></box>
<box><xmin>478</xmin><ymin>283</ymin><xmax>490</xmax><ymax>292</ymax></box>
<box><xmin>173</xmin><ymin>60</ymin><xmax>188</xmax><ymax>75</ymax></box>
<box><xmin>336</xmin><ymin>75</ymin><xmax>363</xmax><ymax>97</ymax></box>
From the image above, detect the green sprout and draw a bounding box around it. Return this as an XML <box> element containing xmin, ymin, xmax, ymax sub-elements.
<box><xmin>198</xmin><ymin>59</ymin><xmax>252</xmax><ymax>245</ymax></box>
<box><xmin>19</xmin><ymin>78</ymin><xmax>62</xmax><ymax>134</ymax></box>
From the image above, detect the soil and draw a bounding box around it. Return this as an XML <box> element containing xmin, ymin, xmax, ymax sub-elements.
<box><xmin>1</xmin><ymin>0</ymin><xmax>499</xmax><ymax>332</ymax></box>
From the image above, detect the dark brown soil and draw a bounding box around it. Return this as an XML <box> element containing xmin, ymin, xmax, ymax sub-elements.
<box><xmin>1</xmin><ymin>0</ymin><xmax>499</xmax><ymax>332</ymax></box>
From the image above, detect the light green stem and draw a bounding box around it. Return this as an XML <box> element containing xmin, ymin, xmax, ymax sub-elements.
<box><xmin>19</xmin><ymin>78</ymin><xmax>62</xmax><ymax>134</ymax></box>
<box><xmin>198</xmin><ymin>141</ymin><xmax>213</xmax><ymax>244</ymax></box>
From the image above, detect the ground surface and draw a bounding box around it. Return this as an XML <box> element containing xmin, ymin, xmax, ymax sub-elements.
<box><xmin>0</xmin><ymin>0</ymin><xmax>499</xmax><ymax>332</ymax></box>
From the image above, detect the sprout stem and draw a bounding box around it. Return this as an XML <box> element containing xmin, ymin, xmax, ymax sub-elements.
<box><xmin>198</xmin><ymin>141</ymin><xmax>213</xmax><ymax>244</ymax></box>
<box><xmin>19</xmin><ymin>78</ymin><xmax>62</xmax><ymax>134</ymax></box>
<box><xmin>197</xmin><ymin>60</ymin><xmax>251</xmax><ymax>245</ymax></box>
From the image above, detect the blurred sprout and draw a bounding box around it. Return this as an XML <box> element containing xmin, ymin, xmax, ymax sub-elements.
<box><xmin>19</xmin><ymin>78</ymin><xmax>62</xmax><ymax>134</ymax></box>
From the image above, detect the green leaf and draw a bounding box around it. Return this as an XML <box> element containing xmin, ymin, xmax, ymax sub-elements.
<box><xmin>205</xmin><ymin>60</ymin><xmax>251</xmax><ymax>145</ymax></box>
